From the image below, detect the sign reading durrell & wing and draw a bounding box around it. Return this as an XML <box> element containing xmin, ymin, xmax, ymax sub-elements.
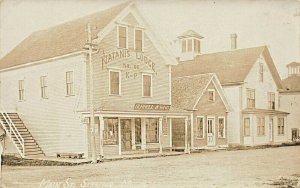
<box><xmin>134</xmin><ymin>103</ymin><xmax>171</xmax><ymax>111</ymax></box>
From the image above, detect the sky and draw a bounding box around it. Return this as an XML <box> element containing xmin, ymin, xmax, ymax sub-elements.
<box><xmin>0</xmin><ymin>0</ymin><xmax>299</xmax><ymax>79</ymax></box>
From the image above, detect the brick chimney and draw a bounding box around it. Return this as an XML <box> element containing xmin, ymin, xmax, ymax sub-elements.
<box><xmin>231</xmin><ymin>33</ymin><xmax>237</xmax><ymax>50</ymax></box>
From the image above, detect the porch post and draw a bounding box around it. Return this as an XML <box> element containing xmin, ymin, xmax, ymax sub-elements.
<box><xmin>169</xmin><ymin>118</ymin><xmax>172</xmax><ymax>151</ymax></box>
<box><xmin>99</xmin><ymin>116</ymin><xmax>104</xmax><ymax>159</ymax></box>
<box><xmin>159</xmin><ymin>117</ymin><xmax>163</xmax><ymax>154</ymax></box>
<box><xmin>141</xmin><ymin>118</ymin><xmax>146</xmax><ymax>152</ymax></box>
<box><xmin>118</xmin><ymin>118</ymin><xmax>122</xmax><ymax>156</ymax></box>
<box><xmin>184</xmin><ymin>117</ymin><xmax>188</xmax><ymax>154</ymax></box>
<box><xmin>190</xmin><ymin>113</ymin><xmax>194</xmax><ymax>150</ymax></box>
<box><xmin>131</xmin><ymin>118</ymin><xmax>136</xmax><ymax>150</ymax></box>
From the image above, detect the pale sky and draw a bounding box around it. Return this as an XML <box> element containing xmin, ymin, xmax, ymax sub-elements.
<box><xmin>0</xmin><ymin>0</ymin><xmax>299</xmax><ymax>78</ymax></box>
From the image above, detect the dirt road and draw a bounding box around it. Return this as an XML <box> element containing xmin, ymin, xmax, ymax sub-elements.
<box><xmin>1</xmin><ymin>146</ymin><xmax>300</xmax><ymax>188</ymax></box>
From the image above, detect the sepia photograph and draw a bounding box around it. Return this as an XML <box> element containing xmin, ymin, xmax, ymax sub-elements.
<box><xmin>0</xmin><ymin>0</ymin><xmax>299</xmax><ymax>187</ymax></box>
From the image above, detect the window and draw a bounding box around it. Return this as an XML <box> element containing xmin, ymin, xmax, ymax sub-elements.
<box><xmin>194</xmin><ymin>39</ymin><xmax>200</xmax><ymax>53</ymax></box>
<box><xmin>257</xmin><ymin>117</ymin><xmax>265</xmax><ymax>136</ymax></box>
<box><xmin>109</xmin><ymin>70</ymin><xmax>120</xmax><ymax>95</ymax></box>
<box><xmin>142</xmin><ymin>74</ymin><xmax>152</xmax><ymax>97</ymax></box>
<box><xmin>208</xmin><ymin>89</ymin><xmax>215</xmax><ymax>101</ymax></box>
<box><xmin>218</xmin><ymin>117</ymin><xmax>225</xmax><ymax>138</ymax></box>
<box><xmin>259</xmin><ymin>63</ymin><xmax>263</xmax><ymax>82</ymax></box>
<box><xmin>182</xmin><ymin>40</ymin><xmax>186</xmax><ymax>53</ymax></box>
<box><xmin>103</xmin><ymin>118</ymin><xmax>118</xmax><ymax>145</ymax></box>
<box><xmin>162</xmin><ymin>119</ymin><xmax>168</xmax><ymax>136</ymax></box>
<box><xmin>244</xmin><ymin>118</ymin><xmax>250</xmax><ymax>136</ymax></box>
<box><xmin>66</xmin><ymin>71</ymin><xmax>74</xmax><ymax>96</ymax></box>
<box><xmin>134</xmin><ymin>29</ymin><xmax>143</xmax><ymax>51</ymax></box>
<box><xmin>196</xmin><ymin>117</ymin><xmax>204</xmax><ymax>138</ymax></box>
<box><xmin>118</xmin><ymin>26</ymin><xmax>127</xmax><ymax>48</ymax></box>
<box><xmin>268</xmin><ymin>92</ymin><xmax>275</xmax><ymax>110</ymax></box>
<box><xmin>40</xmin><ymin>76</ymin><xmax>48</xmax><ymax>99</ymax></box>
<box><xmin>18</xmin><ymin>80</ymin><xmax>24</xmax><ymax>101</ymax></box>
<box><xmin>278</xmin><ymin>117</ymin><xmax>284</xmax><ymax>135</ymax></box>
<box><xmin>187</xmin><ymin>39</ymin><xmax>192</xmax><ymax>52</ymax></box>
<box><xmin>247</xmin><ymin>89</ymin><xmax>255</xmax><ymax>108</ymax></box>
<box><xmin>146</xmin><ymin>118</ymin><xmax>158</xmax><ymax>143</ymax></box>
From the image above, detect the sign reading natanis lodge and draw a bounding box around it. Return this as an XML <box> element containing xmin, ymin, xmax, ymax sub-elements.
<box><xmin>134</xmin><ymin>103</ymin><xmax>171</xmax><ymax>111</ymax></box>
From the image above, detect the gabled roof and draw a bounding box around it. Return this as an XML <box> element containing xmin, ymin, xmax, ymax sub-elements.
<box><xmin>286</xmin><ymin>61</ymin><xmax>300</xmax><ymax>67</ymax></box>
<box><xmin>281</xmin><ymin>76</ymin><xmax>300</xmax><ymax>93</ymax></box>
<box><xmin>178</xmin><ymin>30</ymin><xmax>204</xmax><ymax>39</ymax></box>
<box><xmin>172</xmin><ymin>46</ymin><xmax>283</xmax><ymax>89</ymax></box>
<box><xmin>171</xmin><ymin>73</ymin><xmax>231</xmax><ymax>111</ymax></box>
<box><xmin>0</xmin><ymin>1</ymin><xmax>132</xmax><ymax>70</ymax></box>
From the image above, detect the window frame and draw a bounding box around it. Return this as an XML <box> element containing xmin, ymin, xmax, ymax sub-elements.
<box><xmin>244</xmin><ymin>118</ymin><xmax>251</xmax><ymax>137</ymax></box>
<box><xmin>208</xmin><ymin>89</ymin><xmax>215</xmax><ymax>102</ymax></box>
<box><xmin>18</xmin><ymin>80</ymin><xmax>25</xmax><ymax>101</ymax></box>
<box><xmin>277</xmin><ymin>117</ymin><xmax>285</xmax><ymax>135</ymax></box>
<box><xmin>109</xmin><ymin>69</ymin><xmax>121</xmax><ymax>96</ymax></box>
<box><xmin>66</xmin><ymin>71</ymin><xmax>74</xmax><ymax>96</ymax></box>
<box><xmin>142</xmin><ymin>73</ymin><xmax>152</xmax><ymax>97</ymax></box>
<box><xmin>134</xmin><ymin>28</ymin><xmax>144</xmax><ymax>52</ymax></box>
<box><xmin>196</xmin><ymin>116</ymin><xmax>205</xmax><ymax>139</ymax></box>
<box><xmin>218</xmin><ymin>117</ymin><xmax>226</xmax><ymax>138</ymax></box>
<box><xmin>117</xmin><ymin>25</ymin><xmax>128</xmax><ymax>49</ymax></box>
<box><xmin>40</xmin><ymin>76</ymin><xmax>48</xmax><ymax>99</ymax></box>
<box><xmin>246</xmin><ymin>89</ymin><xmax>255</xmax><ymax>108</ymax></box>
<box><xmin>256</xmin><ymin>116</ymin><xmax>265</xmax><ymax>136</ymax></box>
<box><xmin>268</xmin><ymin>92</ymin><xmax>275</xmax><ymax>110</ymax></box>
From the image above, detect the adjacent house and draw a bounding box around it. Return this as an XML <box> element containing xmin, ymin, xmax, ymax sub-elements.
<box><xmin>172</xmin><ymin>31</ymin><xmax>289</xmax><ymax>146</ymax></box>
<box><xmin>171</xmin><ymin>73</ymin><xmax>231</xmax><ymax>149</ymax></box>
<box><xmin>0</xmin><ymin>2</ymin><xmax>193</xmax><ymax>159</ymax></box>
<box><xmin>279</xmin><ymin>62</ymin><xmax>300</xmax><ymax>141</ymax></box>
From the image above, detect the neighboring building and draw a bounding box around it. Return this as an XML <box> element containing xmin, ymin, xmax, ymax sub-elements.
<box><xmin>172</xmin><ymin>31</ymin><xmax>289</xmax><ymax>146</ymax></box>
<box><xmin>279</xmin><ymin>62</ymin><xmax>300</xmax><ymax>141</ymax></box>
<box><xmin>171</xmin><ymin>73</ymin><xmax>232</xmax><ymax>149</ymax></box>
<box><xmin>0</xmin><ymin>2</ymin><xmax>192</xmax><ymax>159</ymax></box>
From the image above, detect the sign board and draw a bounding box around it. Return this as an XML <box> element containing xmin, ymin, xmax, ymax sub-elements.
<box><xmin>134</xmin><ymin>103</ymin><xmax>171</xmax><ymax>111</ymax></box>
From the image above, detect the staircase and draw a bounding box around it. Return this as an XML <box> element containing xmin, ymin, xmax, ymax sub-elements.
<box><xmin>0</xmin><ymin>112</ymin><xmax>44</xmax><ymax>158</ymax></box>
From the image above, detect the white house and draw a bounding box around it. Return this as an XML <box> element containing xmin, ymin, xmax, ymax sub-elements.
<box><xmin>172</xmin><ymin>31</ymin><xmax>289</xmax><ymax>146</ymax></box>
<box><xmin>279</xmin><ymin>62</ymin><xmax>300</xmax><ymax>141</ymax></box>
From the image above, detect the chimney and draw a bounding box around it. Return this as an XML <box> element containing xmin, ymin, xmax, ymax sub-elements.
<box><xmin>231</xmin><ymin>33</ymin><xmax>237</xmax><ymax>50</ymax></box>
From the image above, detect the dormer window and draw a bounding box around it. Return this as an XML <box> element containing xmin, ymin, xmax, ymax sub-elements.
<box><xmin>118</xmin><ymin>26</ymin><xmax>127</xmax><ymax>49</ymax></box>
<box><xmin>181</xmin><ymin>38</ymin><xmax>201</xmax><ymax>53</ymax></box>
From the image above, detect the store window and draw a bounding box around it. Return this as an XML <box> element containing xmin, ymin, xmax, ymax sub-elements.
<box><xmin>118</xmin><ymin>26</ymin><xmax>127</xmax><ymax>48</ymax></box>
<box><xmin>109</xmin><ymin>70</ymin><xmax>120</xmax><ymax>95</ymax></box>
<box><xmin>257</xmin><ymin>117</ymin><xmax>265</xmax><ymax>136</ymax></box>
<box><xmin>103</xmin><ymin>118</ymin><xmax>118</xmax><ymax>145</ymax></box>
<box><xmin>244</xmin><ymin>118</ymin><xmax>250</xmax><ymax>136</ymax></box>
<box><xmin>196</xmin><ymin>117</ymin><xmax>204</xmax><ymax>138</ymax></box>
<box><xmin>146</xmin><ymin>118</ymin><xmax>158</xmax><ymax>143</ymax></box>
<box><xmin>218</xmin><ymin>117</ymin><xmax>225</xmax><ymax>138</ymax></box>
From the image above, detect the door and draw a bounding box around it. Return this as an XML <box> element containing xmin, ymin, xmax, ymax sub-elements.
<box><xmin>207</xmin><ymin>118</ymin><xmax>215</xmax><ymax>146</ymax></box>
<box><xmin>121</xmin><ymin>119</ymin><xmax>132</xmax><ymax>151</ymax></box>
<box><xmin>135</xmin><ymin>118</ymin><xmax>142</xmax><ymax>148</ymax></box>
<box><xmin>269</xmin><ymin>118</ymin><xmax>273</xmax><ymax>142</ymax></box>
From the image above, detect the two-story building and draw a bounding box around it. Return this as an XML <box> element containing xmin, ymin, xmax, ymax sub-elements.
<box><xmin>0</xmin><ymin>2</ymin><xmax>192</xmax><ymax>159</ymax></box>
<box><xmin>279</xmin><ymin>62</ymin><xmax>300</xmax><ymax>141</ymax></box>
<box><xmin>172</xmin><ymin>31</ymin><xmax>289</xmax><ymax>146</ymax></box>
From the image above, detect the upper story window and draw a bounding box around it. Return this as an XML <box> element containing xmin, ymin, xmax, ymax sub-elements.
<box><xmin>247</xmin><ymin>89</ymin><xmax>255</xmax><ymax>108</ymax></box>
<box><xmin>268</xmin><ymin>92</ymin><xmax>275</xmax><ymax>110</ymax></box>
<box><xmin>181</xmin><ymin>38</ymin><xmax>201</xmax><ymax>53</ymax></box>
<box><xmin>259</xmin><ymin>63</ymin><xmax>264</xmax><ymax>82</ymax></box>
<box><xmin>66</xmin><ymin>71</ymin><xmax>74</xmax><ymax>96</ymax></box>
<box><xmin>40</xmin><ymin>76</ymin><xmax>48</xmax><ymax>99</ymax></box>
<box><xmin>142</xmin><ymin>74</ymin><xmax>152</xmax><ymax>97</ymax></box>
<box><xmin>109</xmin><ymin>70</ymin><xmax>121</xmax><ymax>95</ymax></box>
<box><xmin>218</xmin><ymin>117</ymin><xmax>225</xmax><ymax>138</ymax></box>
<box><xmin>18</xmin><ymin>80</ymin><xmax>24</xmax><ymax>101</ymax></box>
<box><xmin>196</xmin><ymin>117</ymin><xmax>204</xmax><ymax>139</ymax></box>
<box><xmin>208</xmin><ymin>89</ymin><xmax>215</xmax><ymax>101</ymax></box>
<box><xmin>278</xmin><ymin>117</ymin><xmax>285</xmax><ymax>135</ymax></box>
<box><xmin>257</xmin><ymin>116</ymin><xmax>265</xmax><ymax>136</ymax></box>
<box><xmin>118</xmin><ymin>26</ymin><xmax>127</xmax><ymax>49</ymax></box>
<box><xmin>134</xmin><ymin>29</ymin><xmax>143</xmax><ymax>52</ymax></box>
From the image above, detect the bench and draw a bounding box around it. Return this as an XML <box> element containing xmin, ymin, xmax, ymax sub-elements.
<box><xmin>56</xmin><ymin>153</ymin><xmax>84</xmax><ymax>159</ymax></box>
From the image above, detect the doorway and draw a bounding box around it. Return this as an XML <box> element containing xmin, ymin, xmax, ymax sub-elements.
<box><xmin>207</xmin><ymin>117</ymin><xmax>215</xmax><ymax>146</ymax></box>
<box><xmin>269</xmin><ymin>117</ymin><xmax>274</xmax><ymax>142</ymax></box>
<box><xmin>121</xmin><ymin>119</ymin><xmax>132</xmax><ymax>151</ymax></box>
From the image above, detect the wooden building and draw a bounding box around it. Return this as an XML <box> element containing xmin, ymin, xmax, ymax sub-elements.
<box><xmin>172</xmin><ymin>31</ymin><xmax>289</xmax><ymax>146</ymax></box>
<box><xmin>0</xmin><ymin>2</ymin><xmax>192</xmax><ymax>159</ymax></box>
<box><xmin>171</xmin><ymin>74</ymin><xmax>231</xmax><ymax>149</ymax></box>
<box><xmin>279</xmin><ymin>62</ymin><xmax>300</xmax><ymax>141</ymax></box>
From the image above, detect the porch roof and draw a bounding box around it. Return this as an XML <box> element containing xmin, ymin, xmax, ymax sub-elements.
<box><xmin>242</xmin><ymin>108</ymin><xmax>289</xmax><ymax>115</ymax></box>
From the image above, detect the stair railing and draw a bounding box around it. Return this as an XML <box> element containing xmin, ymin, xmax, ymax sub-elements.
<box><xmin>0</xmin><ymin>108</ymin><xmax>25</xmax><ymax>158</ymax></box>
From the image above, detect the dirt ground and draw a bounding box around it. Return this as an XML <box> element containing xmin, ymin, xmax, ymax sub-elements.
<box><xmin>0</xmin><ymin>146</ymin><xmax>300</xmax><ymax>188</ymax></box>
